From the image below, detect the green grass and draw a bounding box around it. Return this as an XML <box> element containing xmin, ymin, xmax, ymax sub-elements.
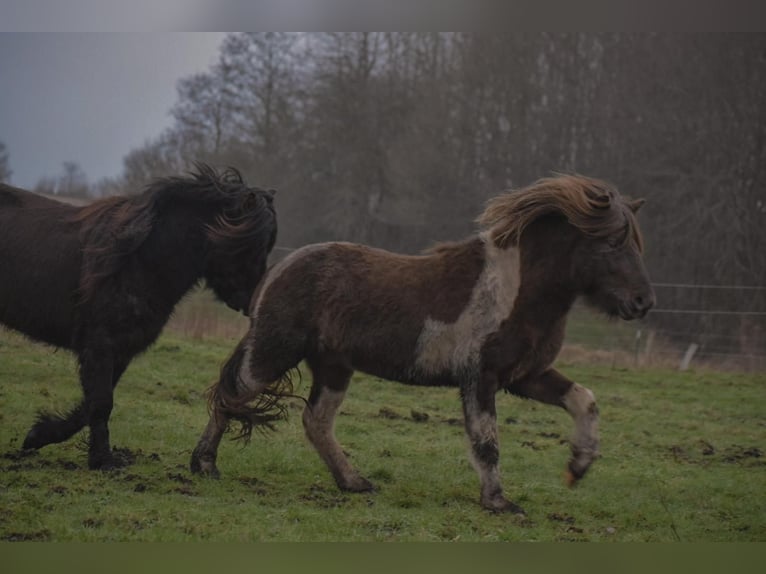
<box><xmin>0</xmin><ymin>329</ymin><xmax>764</xmax><ymax>541</ymax></box>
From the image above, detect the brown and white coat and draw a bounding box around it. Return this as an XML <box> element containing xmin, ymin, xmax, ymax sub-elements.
<box><xmin>191</xmin><ymin>174</ymin><xmax>654</xmax><ymax>514</ymax></box>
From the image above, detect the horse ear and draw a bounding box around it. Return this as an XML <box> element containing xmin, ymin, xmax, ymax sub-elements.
<box><xmin>243</xmin><ymin>191</ymin><xmax>260</xmax><ymax>211</ymax></box>
<box><xmin>627</xmin><ymin>198</ymin><xmax>646</xmax><ymax>213</ymax></box>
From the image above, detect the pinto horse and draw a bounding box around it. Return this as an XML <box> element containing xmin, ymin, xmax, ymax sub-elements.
<box><xmin>0</xmin><ymin>164</ymin><xmax>277</xmax><ymax>469</ymax></box>
<box><xmin>190</xmin><ymin>174</ymin><xmax>654</xmax><ymax>514</ymax></box>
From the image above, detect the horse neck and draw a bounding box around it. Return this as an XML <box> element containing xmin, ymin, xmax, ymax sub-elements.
<box><xmin>140</xmin><ymin>205</ymin><xmax>212</xmax><ymax>306</ymax></box>
<box><xmin>512</xmin><ymin>225</ymin><xmax>580</xmax><ymax>328</ymax></box>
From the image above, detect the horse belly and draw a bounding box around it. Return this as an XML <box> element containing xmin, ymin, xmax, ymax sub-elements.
<box><xmin>0</xmin><ymin>283</ymin><xmax>76</xmax><ymax>348</ymax></box>
<box><xmin>0</xmin><ymin>236</ymin><xmax>80</xmax><ymax>348</ymax></box>
<box><xmin>348</xmin><ymin>348</ymin><xmax>460</xmax><ymax>388</ymax></box>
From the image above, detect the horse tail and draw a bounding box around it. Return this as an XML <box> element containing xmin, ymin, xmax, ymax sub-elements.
<box><xmin>206</xmin><ymin>343</ymin><xmax>301</xmax><ymax>442</ymax></box>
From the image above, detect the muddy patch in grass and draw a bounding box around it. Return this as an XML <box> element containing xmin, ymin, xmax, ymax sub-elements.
<box><xmin>166</xmin><ymin>471</ymin><xmax>198</xmax><ymax>496</ymax></box>
<box><xmin>237</xmin><ymin>476</ymin><xmax>270</xmax><ymax>496</ymax></box>
<box><xmin>1</xmin><ymin>529</ymin><xmax>51</xmax><ymax>541</ymax></box>
<box><xmin>378</xmin><ymin>407</ymin><xmax>402</xmax><ymax>420</ymax></box>
<box><xmin>300</xmin><ymin>483</ymin><xmax>348</xmax><ymax>509</ymax></box>
<box><xmin>0</xmin><ymin>452</ymin><xmax>80</xmax><ymax>473</ymax></box>
<box><xmin>666</xmin><ymin>442</ymin><xmax>763</xmax><ymax>466</ymax></box>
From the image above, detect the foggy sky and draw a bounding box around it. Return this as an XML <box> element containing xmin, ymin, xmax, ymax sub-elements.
<box><xmin>0</xmin><ymin>33</ymin><xmax>227</xmax><ymax>188</ymax></box>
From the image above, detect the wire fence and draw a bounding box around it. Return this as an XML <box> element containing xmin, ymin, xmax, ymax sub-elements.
<box><xmin>564</xmin><ymin>281</ymin><xmax>766</xmax><ymax>372</ymax></box>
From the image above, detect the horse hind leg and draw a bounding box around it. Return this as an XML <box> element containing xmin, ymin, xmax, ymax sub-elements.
<box><xmin>23</xmin><ymin>402</ymin><xmax>88</xmax><ymax>451</ymax></box>
<box><xmin>508</xmin><ymin>368</ymin><xmax>600</xmax><ymax>485</ymax></box>
<box><xmin>190</xmin><ymin>342</ymin><xmax>289</xmax><ymax>477</ymax></box>
<box><xmin>22</xmin><ymin>359</ymin><xmax>128</xmax><ymax>454</ymax></box>
<box><xmin>303</xmin><ymin>360</ymin><xmax>373</xmax><ymax>492</ymax></box>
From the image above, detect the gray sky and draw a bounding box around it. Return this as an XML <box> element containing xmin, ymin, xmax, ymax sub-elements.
<box><xmin>0</xmin><ymin>33</ymin><xmax>227</xmax><ymax>188</ymax></box>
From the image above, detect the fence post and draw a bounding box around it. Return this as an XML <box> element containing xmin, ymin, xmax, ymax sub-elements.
<box><xmin>679</xmin><ymin>343</ymin><xmax>699</xmax><ymax>371</ymax></box>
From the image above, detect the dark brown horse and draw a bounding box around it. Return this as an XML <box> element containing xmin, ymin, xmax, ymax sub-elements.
<box><xmin>0</xmin><ymin>165</ymin><xmax>277</xmax><ymax>469</ymax></box>
<box><xmin>190</xmin><ymin>174</ymin><xmax>654</xmax><ymax>514</ymax></box>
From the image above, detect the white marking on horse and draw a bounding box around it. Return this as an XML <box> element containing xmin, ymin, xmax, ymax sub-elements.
<box><xmin>562</xmin><ymin>383</ymin><xmax>600</xmax><ymax>473</ymax></box>
<box><xmin>236</xmin><ymin>344</ymin><xmax>264</xmax><ymax>395</ymax></box>
<box><xmin>413</xmin><ymin>235</ymin><xmax>521</xmax><ymax>378</ymax></box>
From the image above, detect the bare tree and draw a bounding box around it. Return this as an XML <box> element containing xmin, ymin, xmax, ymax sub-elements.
<box><xmin>0</xmin><ymin>141</ymin><xmax>11</xmax><ymax>183</ymax></box>
<box><xmin>117</xmin><ymin>33</ymin><xmax>766</xmax><ymax>358</ymax></box>
<box><xmin>172</xmin><ymin>72</ymin><xmax>230</xmax><ymax>159</ymax></box>
<box><xmin>59</xmin><ymin>161</ymin><xmax>89</xmax><ymax>198</ymax></box>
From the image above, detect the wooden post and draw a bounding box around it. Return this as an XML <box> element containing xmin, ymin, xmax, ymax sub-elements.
<box><xmin>679</xmin><ymin>343</ymin><xmax>699</xmax><ymax>371</ymax></box>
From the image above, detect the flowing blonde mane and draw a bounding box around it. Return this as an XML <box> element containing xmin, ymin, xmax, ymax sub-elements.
<box><xmin>477</xmin><ymin>174</ymin><xmax>643</xmax><ymax>251</ymax></box>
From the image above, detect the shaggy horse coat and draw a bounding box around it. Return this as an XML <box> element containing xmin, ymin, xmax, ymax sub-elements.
<box><xmin>0</xmin><ymin>165</ymin><xmax>277</xmax><ymax>469</ymax></box>
<box><xmin>191</xmin><ymin>174</ymin><xmax>654</xmax><ymax>514</ymax></box>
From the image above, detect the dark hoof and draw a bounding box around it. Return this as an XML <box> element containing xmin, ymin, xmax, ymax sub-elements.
<box><xmin>482</xmin><ymin>497</ymin><xmax>526</xmax><ymax>515</ymax></box>
<box><xmin>565</xmin><ymin>469</ymin><xmax>579</xmax><ymax>487</ymax></box>
<box><xmin>565</xmin><ymin>460</ymin><xmax>591</xmax><ymax>487</ymax></box>
<box><xmin>88</xmin><ymin>456</ymin><xmax>116</xmax><ymax>471</ymax></box>
<box><xmin>89</xmin><ymin>448</ymin><xmax>133</xmax><ymax>471</ymax></box>
<box><xmin>190</xmin><ymin>452</ymin><xmax>220</xmax><ymax>478</ymax></box>
<box><xmin>338</xmin><ymin>476</ymin><xmax>375</xmax><ymax>493</ymax></box>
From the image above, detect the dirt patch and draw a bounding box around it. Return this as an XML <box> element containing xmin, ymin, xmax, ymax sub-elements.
<box><xmin>300</xmin><ymin>484</ymin><xmax>348</xmax><ymax>509</ymax></box>
<box><xmin>171</xmin><ymin>486</ymin><xmax>198</xmax><ymax>496</ymax></box>
<box><xmin>410</xmin><ymin>410</ymin><xmax>429</xmax><ymax>423</ymax></box>
<box><xmin>167</xmin><ymin>472</ymin><xmax>193</xmax><ymax>485</ymax></box>
<box><xmin>378</xmin><ymin>407</ymin><xmax>402</xmax><ymax>420</ymax></box>
<box><xmin>110</xmin><ymin>446</ymin><xmax>138</xmax><ymax>467</ymax></box>
<box><xmin>722</xmin><ymin>445</ymin><xmax>763</xmax><ymax>463</ymax></box>
<box><xmin>82</xmin><ymin>518</ymin><xmax>103</xmax><ymax>529</ymax></box>
<box><xmin>1</xmin><ymin>529</ymin><xmax>51</xmax><ymax>541</ymax></box>
<box><xmin>237</xmin><ymin>476</ymin><xmax>270</xmax><ymax>496</ymax></box>
<box><xmin>548</xmin><ymin>512</ymin><xmax>576</xmax><ymax>524</ymax></box>
<box><xmin>667</xmin><ymin>442</ymin><xmax>763</xmax><ymax>466</ymax></box>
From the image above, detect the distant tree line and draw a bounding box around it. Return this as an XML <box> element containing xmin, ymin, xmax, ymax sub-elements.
<box><xmin>102</xmin><ymin>33</ymin><xmax>766</xmax><ymax>357</ymax></box>
<box><xmin>32</xmin><ymin>160</ymin><xmax>90</xmax><ymax>199</ymax></box>
<box><xmin>0</xmin><ymin>141</ymin><xmax>91</xmax><ymax>199</ymax></box>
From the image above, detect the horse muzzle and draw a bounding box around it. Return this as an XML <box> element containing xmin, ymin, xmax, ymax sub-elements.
<box><xmin>619</xmin><ymin>291</ymin><xmax>655</xmax><ymax>320</ymax></box>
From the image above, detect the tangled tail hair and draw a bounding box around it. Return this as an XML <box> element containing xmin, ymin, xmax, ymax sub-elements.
<box><xmin>206</xmin><ymin>344</ymin><xmax>301</xmax><ymax>442</ymax></box>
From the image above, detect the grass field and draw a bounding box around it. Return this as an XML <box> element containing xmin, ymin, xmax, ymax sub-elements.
<box><xmin>0</xmin><ymin>326</ymin><xmax>764</xmax><ymax>542</ymax></box>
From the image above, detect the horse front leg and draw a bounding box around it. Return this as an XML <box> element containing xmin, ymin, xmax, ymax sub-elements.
<box><xmin>508</xmin><ymin>368</ymin><xmax>600</xmax><ymax>485</ymax></box>
<box><xmin>461</xmin><ymin>374</ymin><xmax>524</xmax><ymax>514</ymax></box>
<box><xmin>79</xmin><ymin>348</ymin><xmax>117</xmax><ymax>469</ymax></box>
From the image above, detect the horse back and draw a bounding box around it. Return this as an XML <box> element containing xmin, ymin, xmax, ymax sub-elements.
<box><xmin>0</xmin><ymin>186</ymin><xmax>83</xmax><ymax>348</ymax></box>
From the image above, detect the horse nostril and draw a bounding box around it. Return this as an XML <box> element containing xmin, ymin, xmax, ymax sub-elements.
<box><xmin>633</xmin><ymin>293</ymin><xmax>654</xmax><ymax>315</ymax></box>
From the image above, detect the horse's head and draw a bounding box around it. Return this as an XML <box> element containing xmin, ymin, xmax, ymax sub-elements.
<box><xmin>573</xmin><ymin>196</ymin><xmax>655</xmax><ymax>320</ymax></box>
<box><xmin>478</xmin><ymin>174</ymin><xmax>655</xmax><ymax>320</ymax></box>
<box><xmin>200</xmin><ymin>167</ymin><xmax>278</xmax><ymax>315</ymax></box>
